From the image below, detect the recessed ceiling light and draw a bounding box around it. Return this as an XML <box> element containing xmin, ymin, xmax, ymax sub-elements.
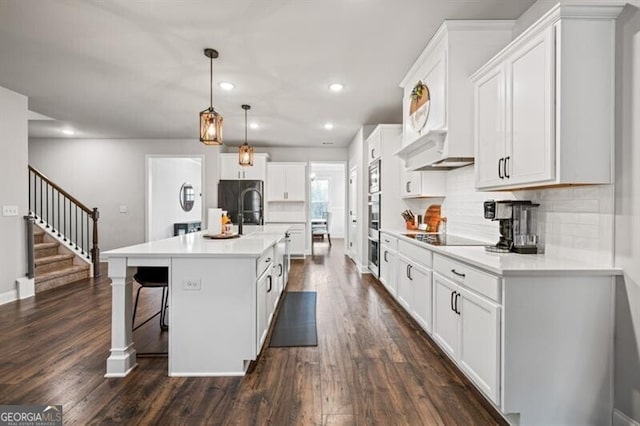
<box><xmin>324</xmin><ymin>123</ymin><xmax>334</xmax><ymax>130</ymax></box>
<box><xmin>218</xmin><ymin>81</ymin><xmax>234</xmax><ymax>91</ymax></box>
<box><xmin>250</xmin><ymin>122</ymin><xmax>260</xmax><ymax>130</ymax></box>
<box><xmin>61</xmin><ymin>128</ymin><xmax>75</xmax><ymax>136</ymax></box>
<box><xmin>329</xmin><ymin>83</ymin><xmax>344</xmax><ymax>92</ymax></box>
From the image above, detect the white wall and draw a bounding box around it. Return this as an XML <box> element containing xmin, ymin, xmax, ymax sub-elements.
<box><xmin>347</xmin><ymin>128</ymin><xmax>364</xmax><ymax>268</ymax></box>
<box><xmin>310</xmin><ymin>162</ymin><xmax>346</xmax><ymax>237</ymax></box>
<box><xmin>29</xmin><ymin>138</ymin><xmax>221</xmax><ymax>252</ymax></box>
<box><xmin>0</xmin><ymin>87</ymin><xmax>28</xmax><ymax>303</ymax></box>
<box><xmin>148</xmin><ymin>157</ymin><xmax>202</xmax><ymax>241</ymax></box>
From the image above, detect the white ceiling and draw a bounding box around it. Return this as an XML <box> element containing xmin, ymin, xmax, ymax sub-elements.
<box><xmin>0</xmin><ymin>0</ymin><xmax>535</xmax><ymax>147</ymax></box>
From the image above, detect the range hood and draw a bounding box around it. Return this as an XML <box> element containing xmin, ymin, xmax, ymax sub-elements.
<box><xmin>393</xmin><ymin>129</ymin><xmax>475</xmax><ymax>171</ymax></box>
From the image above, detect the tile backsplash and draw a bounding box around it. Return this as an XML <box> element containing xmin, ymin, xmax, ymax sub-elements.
<box><xmin>407</xmin><ymin>165</ymin><xmax>614</xmax><ymax>265</ymax></box>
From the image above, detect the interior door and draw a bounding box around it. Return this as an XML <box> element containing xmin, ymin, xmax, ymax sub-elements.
<box><xmin>348</xmin><ymin>166</ymin><xmax>358</xmax><ymax>257</ymax></box>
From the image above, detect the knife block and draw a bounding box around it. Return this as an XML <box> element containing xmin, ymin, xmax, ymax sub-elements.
<box><xmin>405</xmin><ymin>221</ymin><xmax>418</xmax><ymax>231</ymax></box>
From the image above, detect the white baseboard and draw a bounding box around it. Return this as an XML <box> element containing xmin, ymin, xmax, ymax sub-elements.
<box><xmin>0</xmin><ymin>289</ymin><xmax>18</xmax><ymax>306</ymax></box>
<box><xmin>614</xmin><ymin>409</ymin><xmax>640</xmax><ymax>426</ymax></box>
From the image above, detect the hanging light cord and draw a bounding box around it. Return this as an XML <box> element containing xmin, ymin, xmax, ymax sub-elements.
<box><xmin>209</xmin><ymin>55</ymin><xmax>213</xmax><ymax>109</ymax></box>
<box><xmin>244</xmin><ymin>107</ymin><xmax>248</xmax><ymax>143</ymax></box>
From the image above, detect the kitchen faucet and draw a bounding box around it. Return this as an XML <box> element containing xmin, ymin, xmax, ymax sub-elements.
<box><xmin>238</xmin><ymin>187</ymin><xmax>263</xmax><ymax>235</ymax></box>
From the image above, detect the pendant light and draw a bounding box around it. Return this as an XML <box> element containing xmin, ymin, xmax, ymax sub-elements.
<box><xmin>239</xmin><ymin>104</ymin><xmax>254</xmax><ymax>166</ymax></box>
<box><xmin>199</xmin><ymin>48</ymin><xmax>223</xmax><ymax>145</ymax></box>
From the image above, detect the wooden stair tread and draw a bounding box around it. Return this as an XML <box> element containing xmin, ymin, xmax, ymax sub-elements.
<box><xmin>35</xmin><ymin>253</ymin><xmax>74</xmax><ymax>266</ymax></box>
<box><xmin>35</xmin><ymin>264</ymin><xmax>90</xmax><ymax>283</ymax></box>
<box><xmin>35</xmin><ymin>242</ymin><xmax>59</xmax><ymax>250</ymax></box>
<box><xmin>33</xmin><ymin>228</ymin><xmax>45</xmax><ymax>236</ymax></box>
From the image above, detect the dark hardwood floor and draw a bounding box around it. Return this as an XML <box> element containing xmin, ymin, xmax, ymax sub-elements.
<box><xmin>0</xmin><ymin>239</ymin><xmax>504</xmax><ymax>425</ymax></box>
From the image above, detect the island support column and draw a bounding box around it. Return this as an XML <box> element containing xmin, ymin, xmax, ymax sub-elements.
<box><xmin>105</xmin><ymin>256</ymin><xmax>137</xmax><ymax>377</ymax></box>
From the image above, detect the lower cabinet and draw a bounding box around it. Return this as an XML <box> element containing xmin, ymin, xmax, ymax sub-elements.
<box><xmin>256</xmin><ymin>268</ymin><xmax>271</xmax><ymax>351</ymax></box>
<box><xmin>397</xmin><ymin>254</ymin><xmax>433</xmax><ymax>334</ymax></box>
<box><xmin>380</xmin><ymin>245</ymin><xmax>397</xmax><ymax>297</ymax></box>
<box><xmin>432</xmin><ymin>268</ymin><xmax>501</xmax><ymax>405</ymax></box>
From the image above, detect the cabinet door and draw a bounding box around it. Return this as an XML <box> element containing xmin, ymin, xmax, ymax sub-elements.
<box><xmin>507</xmin><ymin>27</ymin><xmax>555</xmax><ymax>186</ymax></box>
<box><xmin>256</xmin><ymin>271</ymin><xmax>269</xmax><ymax>352</ymax></box>
<box><xmin>380</xmin><ymin>247</ymin><xmax>397</xmax><ymax>297</ymax></box>
<box><xmin>243</xmin><ymin>156</ymin><xmax>267</xmax><ymax>181</ymax></box>
<box><xmin>396</xmin><ymin>257</ymin><xmax>412</xmax><ymax>312</ymax></box>
<box><xmin>475</xmin><ymin>64</ymin><xmax>506</xmax><ymax>189</ymax></box>
<box><xmin>410</xmin><ymin>263</ymin><xmax>432</xmax><ymax>334</ymax></box>
<box><xmin>285</xmin><ymin>164</ymin><xmax>307</xmax><ymax>201</ymax></box>
<box><xmin>367</xmin><ymin>129</ymin><xmax>381</xmax><ymax>163</ymax></box>
<box><xmin>266</xmin><ymin>164</ymin><xmax>287</xmax><ymax>201</ymax></box>
<box><xmin>220</xmin><ymin>155</ymin><xmax>241</xmax><ymax>180</ymax></box>
<box><xmin>288</xmin><ymin>228</ymin><xmax>306</xmax><ymax>256</ymax></box>
<box><xmin>400</xmin><ymin>169</ymin><xmax>422</xmax><ymax>197</ymax></box>
<box><xmin>459</xmin><ymin>287</ymin><xmax>501</xmax><ymax>405</ymax></box>
<box><xmin>432</xmin><ymin>272</ymin><xmax>460</xmax><ymax>359</ymax></box>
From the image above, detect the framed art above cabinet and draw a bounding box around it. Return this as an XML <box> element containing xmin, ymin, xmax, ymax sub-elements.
<box><xmin>471</xmin><ymin>3</ymin><xmax>623</xmax><ymax>191</ymax></box>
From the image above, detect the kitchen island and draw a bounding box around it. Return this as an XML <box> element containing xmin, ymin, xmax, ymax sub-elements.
<box><xmin>103</xmin><ymin>225</ymin><xmax>290</xmax><ymax>378</ymax></box>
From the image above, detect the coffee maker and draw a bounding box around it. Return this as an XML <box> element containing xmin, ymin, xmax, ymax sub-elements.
<box><xmin>483</xmin><ymin>200</ymin><xmax>540</xmax><ymax>254</ymax></box>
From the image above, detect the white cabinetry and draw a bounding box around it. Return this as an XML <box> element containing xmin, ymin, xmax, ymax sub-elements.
<box><xmin>220</xmin><ymin>153</ymin><xmax>268</xmax><ymax>181</ymax></box>
<box><xmin>396</xmin><ymin>21</ymin><xmax>513</xmax><ymax>170</ymax></box>
<box><xmin>379</xmin><ymin>233</ymin><xmax>398</xmax><ymax>297</ymax></box>
<box><xmin>472</xmin><ymin>4</ymin><xmax>621</xmax><ymax>190</ymax></box>
<box><xmin>266</xmin><ymin>163</ymin><xmax>306</xmax><ymax>202</ymax></box>
<box><xmin>396</xmin><ymin>240</ymin><xmax>433</xmax><ymax>333</ymax></box>
<box><xmin>367</xmin><ymin>128</ymin><xmax>381</xmax><ymax>164</ymax></box>
<box><xmin>400</xmin><ymin>169</ymin><xmax>447</xmax><ymax>198</ymax></box>
<box><xmin>432</xmin><ymin>255</ymin><xmax>501</xmax><ymax>405</ymax></box>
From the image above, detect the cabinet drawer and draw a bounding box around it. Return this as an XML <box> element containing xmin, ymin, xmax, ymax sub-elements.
<box><xmin>398</xmin><ymin>240</ymin><xmax>432</xmax><ymax>268</ymax></box>
<box><xmin>257</xmin><ymin>248</ymin><xmax>274</xmax><ymax>277</ymax></box>
<box><xmin>380</xmin><ymin>233</ymin><xmax>398</xmax><ymax>250</ymax></box>
<box><xmin>433</xmin><ymin>254</ymin><xmax>501</xmax><ymax>303</ymax></box>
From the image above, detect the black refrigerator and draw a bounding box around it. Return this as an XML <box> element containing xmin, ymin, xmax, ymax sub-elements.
<box><xmin>218</xmin><ymin>180</ymin><xmax>264</xmax><ymax>225</ymax></box>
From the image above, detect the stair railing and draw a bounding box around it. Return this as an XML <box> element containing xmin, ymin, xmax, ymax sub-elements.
<box><xmin>28</xmin><ymin>165</ymin><xmax>100</xmax><ymax>277</ymax></box>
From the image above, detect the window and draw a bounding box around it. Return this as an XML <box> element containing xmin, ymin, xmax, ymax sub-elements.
<box><xmin>310</xmin><ymin>179</ymin><xmax>329</xmax><ymax>219</ymax></box>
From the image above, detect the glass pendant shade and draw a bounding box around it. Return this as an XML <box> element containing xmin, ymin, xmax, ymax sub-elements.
<box><xmin>239</xmin><ymin>104</ymin><xmax>253</xmax><ymax>166</ymax></box>
<box><xmin>239</xmin><ymin>142</ymin><xmax>254</xmax><ymax>166</ymax></box>
<box><xmin>200</xmin><ymin>107</ymin><xmax>223</xmax><ymax>145</ymax></box>
<box><xmin>200</xmin><ymin>48</ymin><xmax>223</xmax><ymax>145</ymax></box>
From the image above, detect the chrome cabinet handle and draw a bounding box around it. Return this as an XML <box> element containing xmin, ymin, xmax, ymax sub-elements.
<box><xmin>451</xmin><ymin>291</ymin><xmax>456</xmax><ymax>312</ymax></box>
<box><xmin>455</xmin><ymin>292</ymin><xmax>461</xmax><ymax>315</ymax></box>
<box><xmin>407</xmin><ymin>264</ymin><xmax>413</xmax><ymax>281</ymax></box>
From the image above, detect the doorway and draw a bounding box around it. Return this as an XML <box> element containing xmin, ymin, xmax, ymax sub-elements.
<box><xmin>309</xmin><ymin>162</ymin><xmax>346</xmax><ymax>255</ymax></box>
<box><xmin>146</xmin><ymin>155</ymin><xmax>204</xmax><ymax>242</ymax></box>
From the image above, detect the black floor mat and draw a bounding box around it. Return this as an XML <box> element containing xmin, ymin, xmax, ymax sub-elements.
<box><xmin>269</xmin><ymin>291</ymin><xmax>318</xmax><ymax>347</ymax></box>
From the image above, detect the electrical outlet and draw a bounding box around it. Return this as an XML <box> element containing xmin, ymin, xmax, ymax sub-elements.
<box><xmin>119</xmin><ymin>205</ymin><xmax>128</xmax><ymax>213</ymax></box>
<box><xmin>183</xmin><ymin>278</ymin><xmax>201</xmax><ymax>291</ymax></box>
<box><xmin>2</xmin><ymin>205</ymin><xmax>18</xmax><ymax>216</ymax></box>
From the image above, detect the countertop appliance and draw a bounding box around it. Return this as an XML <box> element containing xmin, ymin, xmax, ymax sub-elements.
<box><xmin>218</xmin><ymin>180</ymin><xmax>264</xmax><ymax>225</ymax></box>
<box><xmin>402</xmin><ymin>233</ymin><xmax>487</xmax><ymax>247</ymax></box>
<box><xmin>483</xmin><ymin>200</ymin><xmax>540</xmax><ymax>254</ymax></box>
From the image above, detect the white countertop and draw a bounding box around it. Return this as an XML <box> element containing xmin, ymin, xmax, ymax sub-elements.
<box><xmin>382</xmin><ymin>229</ymin><xmax>622</xmax><ymax>276</ymax></box>
<box><xmin>103</xmin><ymin>225</ymin><xmax>290</xmax><ymax>259</ymax></box>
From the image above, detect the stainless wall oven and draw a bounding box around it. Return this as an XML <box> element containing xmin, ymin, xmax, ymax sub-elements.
<box><xmin>368</xmin><ymin>230</ymin><xmax>379</xmax><ymax>276</ymax></box>
<box><xmin>368</xmin><ymin>160</ymin><xmax>380</xmax><ymax>194</ymax></box>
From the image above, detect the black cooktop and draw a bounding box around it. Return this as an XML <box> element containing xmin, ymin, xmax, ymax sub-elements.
<box><xmin>402</xmin><ymin>233</ymin><xmax>487</xmax><ymax>247</ymax></box>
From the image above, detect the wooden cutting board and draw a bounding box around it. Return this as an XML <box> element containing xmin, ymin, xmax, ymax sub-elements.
<box><xmin>423</xmin><ymin>205</ymin><xmax>441</xmax><ymax>233</ymax></box>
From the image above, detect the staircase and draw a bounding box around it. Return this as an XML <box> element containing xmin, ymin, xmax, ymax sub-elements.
<box><xmin>33</xmin><ymin>225</ymin><xmax>90</xmax><ymax>292</ymax></box>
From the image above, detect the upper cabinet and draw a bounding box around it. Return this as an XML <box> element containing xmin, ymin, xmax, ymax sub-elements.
<box><xmin>220</xmin><ymin>153</ymin><xmax>269</xmax><ymax>181</ymax></box>
<box><xmin>367</xmin><ymin>129</ymin><xmax>381</xmax><ymax>164</ymax></box>
<box><xmin>266</xmin><ymin>163</ymin><xmax>307</xmax><ymax>202</ymax></box>
<box><xmin>472</xmin><ymin>4</ymin><xmax>623</xmax><ymax>191</ymax></box>
<box><xmin>395</xmin><ymin>21</ymin><xmax>514</xmax><ymax>171</ymax></box>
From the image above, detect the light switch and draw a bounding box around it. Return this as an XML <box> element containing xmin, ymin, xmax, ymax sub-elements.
<box><xmin>119</xmin><ymin>205</ymin><xmax>127</xmax><ymax>213</ymax></box>
<box><xmin>2</xmin><ymin>206</ymin><xmax>18</xmax><ymax>216</ymax></box>
<box><xmin>183</xmin><ymin>278</ymin><xmax>201</xmax><ymax>291</ymax></box>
